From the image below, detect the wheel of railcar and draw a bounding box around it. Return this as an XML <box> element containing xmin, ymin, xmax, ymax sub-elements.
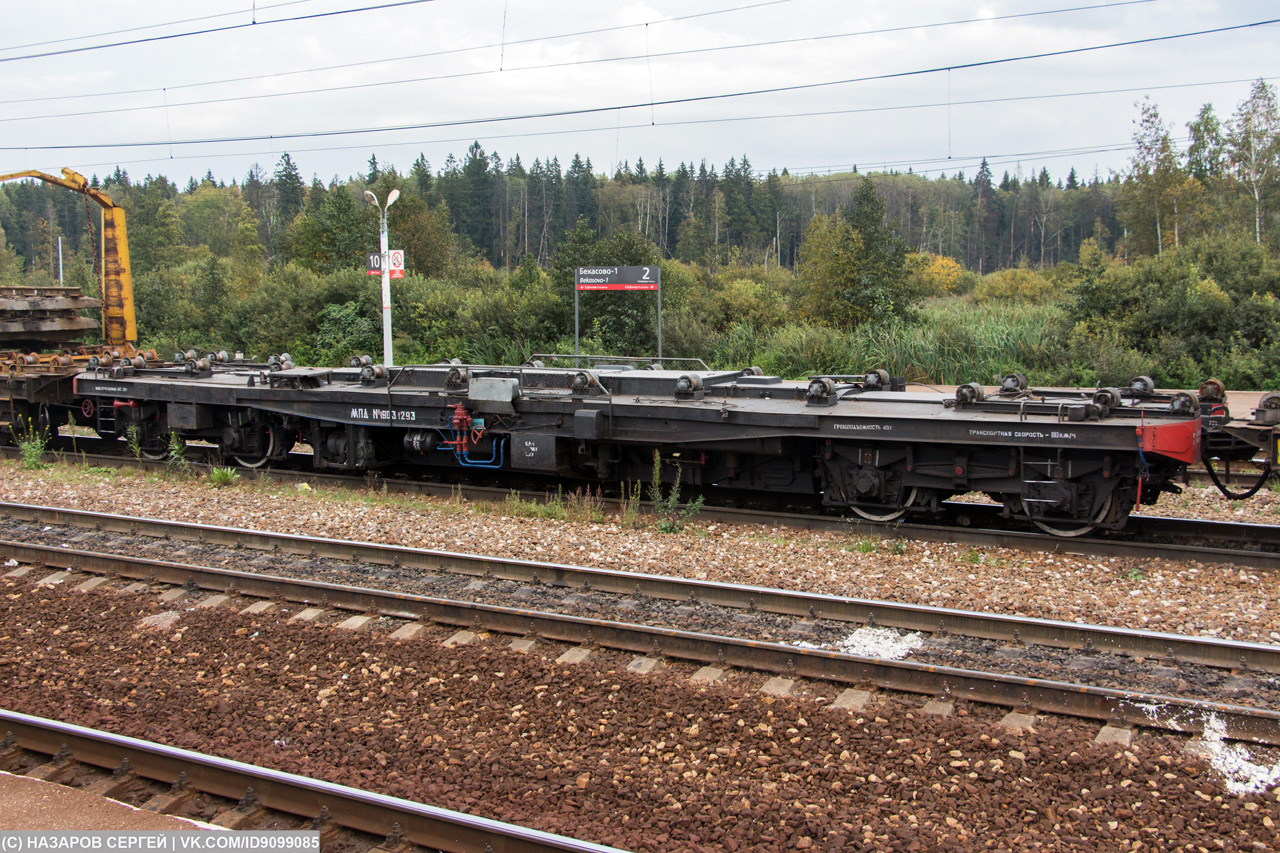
<box><xmin>139</xmin><ymin>437</ymin><xmax>168</xmax><ymax>460</ymax></box>
<box><xmin>849</xmin><ymin>487</ymin><xmax>919</xmax><ymax>522</ymax></box>
<box><xmin>231</xmin><ymin>425</ymin><xmax>278</xmax><ymax>469</ymax></box>
<box><xmin>1030</xmin><ymin>495</ymin><xmax>1118</xmax><ymax>538</ymax></box>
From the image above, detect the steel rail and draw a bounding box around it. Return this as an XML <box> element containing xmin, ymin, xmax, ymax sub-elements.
<box><xmin>1126</xmin><ymin>513</ymin><xmax>1280</xmax><ymax>546</ymax></box>
<box><xmin>4</xmin><ymin>539</ymin><xmax>1279</xmax><ymax>746</ymax></box>
<box><xmin>0</xmin><ymin>709</ymin><xmax>626</xmax><ymax>853</ymax></box>
<box><xmin>847</xmin><ymin>517</ymin><xmax>1280</xmax><ymax>570</ymax></box>
<box><xmin>7</xmin><ymin>446</ymin><xmax>1278</xmax><ymax>569</ymax></box>
<box><xmin>3</xmin><ymin>501</ymin><xmax>1279</xmax><ymax>673</ymax></box>
<box><xmin>926</xmin><ymin>501</ymin><xmax>1280</xmax><ymax>549</ymax></box>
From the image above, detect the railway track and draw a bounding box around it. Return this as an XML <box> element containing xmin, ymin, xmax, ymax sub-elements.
<box><xmin>1</xmin><ymin>501</ymin><xmax>1276</xmax><ymax>673</ymax></box>
<box><xmin>3</xmin><ymin>504</ymin><xmax>1278</xmax><ymax>746</ymax></box>
<box><xmin>0</xmin><ymin>709</ymin><xmax>625</xmax><ymax>852</ymax></box>
<box><xmin>6</xmin><ymin>443</ymin><xmax>1280</xmax><ymax>569</ymax></box>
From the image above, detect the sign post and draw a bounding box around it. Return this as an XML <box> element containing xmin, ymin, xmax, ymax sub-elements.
<box><xmin>573</xmin><ymin>265</ymin><xmax>662</xmax><ymax>362</ymax></box>
<box><xmin>363</xmin><ymin>188</ymin><xmax>399</xmax><ymax>367</ymax></box>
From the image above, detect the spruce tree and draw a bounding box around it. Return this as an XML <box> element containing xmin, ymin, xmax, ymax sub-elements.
<box><xmin>274</xmin><ymin>153</ymin><xmax>306</xmax><ymax>227</ymax></box>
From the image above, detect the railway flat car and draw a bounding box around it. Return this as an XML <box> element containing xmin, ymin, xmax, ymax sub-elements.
<box><xmin>47</xmin><ymin>353</ymin><xmax>1276</xmax><ymax>537</ymax></box>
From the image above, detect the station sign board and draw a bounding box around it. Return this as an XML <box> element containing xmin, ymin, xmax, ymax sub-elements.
<box><xmin>575</xmin><ymin>265</ymin><xmax>660</xmax><ymax>291</ymax></box>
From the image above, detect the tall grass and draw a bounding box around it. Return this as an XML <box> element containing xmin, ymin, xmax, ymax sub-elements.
<box><xmin>707</xmin><ymin>298</ymin><xmax>1068</xmax><ymax>385</ymax></box>
<box><xmin>851</xmin><ymin>300</ymin><xmax>1068</xmax><ymax>385</ymax></box>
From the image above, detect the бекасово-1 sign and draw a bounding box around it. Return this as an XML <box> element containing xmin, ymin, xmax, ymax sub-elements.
<box><xmin>574</xmin><ymin>266</ymin><xmax>660</xmax><ymax>290</ymax></box>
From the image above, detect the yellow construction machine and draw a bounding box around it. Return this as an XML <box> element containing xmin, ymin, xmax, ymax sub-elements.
<box><xmin>1</xmin><ymin>167</ymin><xmax>141</xmax><ymax>437</ymax></box>
<box><xmin>0</xmin><ymin>167</ymin><xmax>137</xmax><ymax>349</ymax></box>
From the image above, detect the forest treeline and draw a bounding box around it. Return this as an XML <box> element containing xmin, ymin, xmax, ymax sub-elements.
<box><xmin>2</xmin><ymin>82</ymin><xmax>1280</xmax><ymax>389</ymax></box>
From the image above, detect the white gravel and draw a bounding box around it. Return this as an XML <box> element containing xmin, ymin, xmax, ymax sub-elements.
<box><xmin>2</xmin><ymin>458</ymin><xmax>1278</xmax><ymax>646</ymax></box>
<box><xmin>1200</xmin><ymin>715</ymin><xmax>1280</xmax><ymax>796</ymax></box>
<box><xmin>828</xmin><ymin>626</ymin><xmax>927</xmax><ymax>659</ymax></box>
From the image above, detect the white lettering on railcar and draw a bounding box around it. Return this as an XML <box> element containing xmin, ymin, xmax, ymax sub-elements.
<box><xmin>967</xmin><ymin>428</ymin><xmax>1077</xmax><ymax>440</ymax></box>
<box><xmin>349</xmin><ymin>407</ymin><xmax>416</xmax><ymax>422</ymax></box>
<box><xmin>832</xmin><ymin>424</ymin><xmax>891</xmax><ymax>431</ymax></box>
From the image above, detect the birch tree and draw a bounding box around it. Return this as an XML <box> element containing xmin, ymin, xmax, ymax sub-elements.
<box><xmin>1227</xmin><ymin>79</ymin><xmax>1280</xmax><ymax>245</ymax></box>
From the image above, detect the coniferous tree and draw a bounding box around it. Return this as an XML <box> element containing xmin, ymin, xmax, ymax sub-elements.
<box><xmin>410</xmin><ymin>154</ymin><xmax>433</xmax><ymax>197</ymax></box>
<box><xmin>306</xmin><ymin>177</ymin><xmax>328</xmax><ymax>214</ymax></box>
<box><xmin>288</xmin><ymin>185</ymin><xmax>375</xmax><ymax>274</ymax></box>
<box><xmin>273</xmin><ymin>153</ymin><xmax>306</xmax><ymax>231</ymax></box>
<box><xmin>461</xmin><ymin>142</ymin><xmax>494</xmax><ymax>254</ymax></box>
<box><xmin>564</xmin><ymin>154</ymin><xmax>596</xmax><ymax>230</ymax></box>
<box><xmin>971</xmin><ymin>159</ymin><xmax>995</xmax><ymax>273</ymax></box>
<box><xmin>799</xmin><ymin>176</ymin><xmax>913</xmax><ymax>328</ymax></box>
<box><xmin>126</xmin><ymin>176</ymin><xmax>185</xmax><ymax>274</ymax></box>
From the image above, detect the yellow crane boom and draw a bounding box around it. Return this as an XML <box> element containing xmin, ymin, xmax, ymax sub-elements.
<box><xmin>0</xmin><ymin>167</ymin><xmax>136</xmax><ymax>346</ymax></box>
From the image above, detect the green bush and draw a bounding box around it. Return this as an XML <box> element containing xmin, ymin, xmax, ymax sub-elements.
<box><xmin>972</xmin><ymin>266</ymin><xmax>1066</xmax><ymax>304</ymax></box>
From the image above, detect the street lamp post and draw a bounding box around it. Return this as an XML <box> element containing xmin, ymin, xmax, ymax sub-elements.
<box><xmin>364</xmin><ymin>188</ymin><xmax>400</xmax><ymax>367</ymax></box>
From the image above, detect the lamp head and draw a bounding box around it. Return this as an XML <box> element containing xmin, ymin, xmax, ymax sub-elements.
<box><xmin>363</xmin><ymin>190</ymin><xmax>377</xmax><ymax>205</ymax></box>
<box><xmin>387</xmin><ymin>189</ymin><xmax>401</xmax><ymax>207</ymax></box>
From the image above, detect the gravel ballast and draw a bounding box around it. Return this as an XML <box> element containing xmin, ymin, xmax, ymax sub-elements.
<box><xmin>2</xmin><ymin>581</ymin><xmax>1279</xmax><ymax>852</ymax></box>
<box><xmin>3</xmin><ymin>459</ymin><xmax>1280</xmax><ymax>850</ymax></box>
<box><xmin>1</xmin><ymin>460</ymin><xmax>1277</xmax><ymax>644</ymax></box>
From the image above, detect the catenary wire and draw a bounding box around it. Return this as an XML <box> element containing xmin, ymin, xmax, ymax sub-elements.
<box><xmin>0</xmin><ymin>0</ymin><xmax>319</xmax><ymax>53</ymax></box>
<box><xmin>0</xmin><ymin>2</ymin><xmax>1170</xmax><ymax>123</ymax></box>
<box><xmin>0</xmin><ymin>0</ymin><xmax>441</xmax><ymax>64</ymax></box>
<box><xmin>34</xmin><ymin>76</ymin><xmax>1236</xmax><ymax>181</ymax></box>
<box><xmin>5</xmin><ymin>18</ymin><xmax>1274</xmax><ymax>152</ymax></box>
<box><xmin>0</xmin><ymin>0</ymin><xmax>1151</xmax><ymax>107</ymax></box>
<box><xmin>10</xmin><ymin>71</ymin><xmax>1264</xmax><ymax>182</ymax></box>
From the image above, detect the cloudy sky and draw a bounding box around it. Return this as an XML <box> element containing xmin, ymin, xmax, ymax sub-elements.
<box><xmin>2</xmin><ymin>0</ymin><xmax>1277</xmax><ymax>187</ymax></box>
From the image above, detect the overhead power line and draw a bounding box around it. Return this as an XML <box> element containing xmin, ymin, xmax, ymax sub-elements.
<box><xmin>0</xmin><ymin>0</ymin><xmax>1152</xmax><ymax>107</ymax></box>
<box><xmin>0</xmin><ymin>0</ymin><xmax>441</xmax><ymax>64</ymax></box>
<box><xmin>0</xmin><ymin>1</ymin><xmax>1168</xmax><ymax>122</ymax></box>
<box><xmin>5</xmin><ymin>17</ymin><xmax>1275</xmax><ymax>152</ymax></box>
<box><xmin>0</xmin><ymin>0</ymin><xmax>319</xmax><ymax>53</ymax></box>
<box><xmin>26</xmin><ymin>75</ymin><xmax>1267</xmax><ymax>182</ymax></box>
